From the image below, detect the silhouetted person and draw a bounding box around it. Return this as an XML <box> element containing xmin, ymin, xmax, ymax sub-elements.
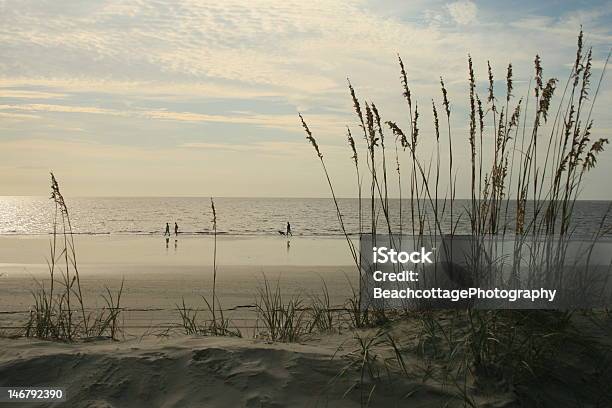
<box><xmin>164</xmin><ymin>222</ymin><xmax>170</xmax><ymax>236</ymax></box>
<box><xmin>174</xmin><ymin>222</ymin><xmax>179</xmax><ymax>237</ymax></box>
<box><xmin>286</xmin><ymin>222</ymin><xmax>292</xmax><ymax>237</ymax></box>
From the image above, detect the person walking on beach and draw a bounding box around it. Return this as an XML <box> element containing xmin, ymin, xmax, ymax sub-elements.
<box><xmin>286</xmin><ymin>222</ymin><xmax>292</xmax><ymax>237</ymax></box>
<box><xmin>164</xmin><ymin>222</ymin><xmax>170</xmax><ymax>236</ymax></box>
<box><xmin>174</xmin><ymin>222</ymin><xmax>179</xmax><ymax>237</ymax></box>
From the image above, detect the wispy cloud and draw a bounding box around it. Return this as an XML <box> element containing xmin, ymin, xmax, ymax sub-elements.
<box><xmin>0</xmin><ymin>103</ymin><xmax>346</xmax><ymax>134</ymax></box>
<box><xmin>0</xmin><ymin>104</ymin><xmax>124</xmax><ymax>116</ymax></box>
<box><xmin>0</xmin><ymin>90</ymin><xmax>68</xmax><ymax>99</ymax></box>
<box><xmin>446</xmin><ymin>1</ymin><xmax>478</xmax><ymax>25</ymax></box>
<box><xmin>0</xmin><ymin>111</ymin><xmax>40</xmax><ymax>120</ymax></box>
<box><xmin>179</xmin><ymin>141</ymin><xmax>309</xmax><ymax>156</ymax></box>
<box><xmin>0</xmin><ymin>0</ymin><xmax>610</xmax><ymax>195</ymax></box>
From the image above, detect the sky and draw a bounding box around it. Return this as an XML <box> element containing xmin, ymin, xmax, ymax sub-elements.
<box><xmin>0</xmin><ymin>0</ymin><xmax>611</xmax><ymax>198</ymax></box>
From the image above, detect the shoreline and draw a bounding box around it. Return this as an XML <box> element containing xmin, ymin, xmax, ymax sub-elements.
<box><xmin>0</xmin><ymin>234</ymin><xmax>356</xmax><ymax>267</ymax></box>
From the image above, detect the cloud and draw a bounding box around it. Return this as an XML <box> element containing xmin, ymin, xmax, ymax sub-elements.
<box><xmin>0</xmin><ymin>103</ymin><xmax>346</xmax><ymax>134</ymax></box>
<box><xmin>0</xmin><ymin>1</ymin><xmax>480</xmax><ymax>100</ymax></box>
<box><xmin>2</xmin><ymin>0</ymin><xmax>608</xmax><ymax>115</ymax></box>
<box><xmin>179</xmin><ymin>141</ymin><xmax>308</xmax><ymax>155</ymax></box>
<box><xmin>0</xmin><ymin>0</ymin><xmax>611</xmax><ymax>196</ymax></box>
<box><xmin>0</xmin><ymin>103</ymin><xmax>124</xmax><ymax>116</ymax></box>
<box><xmin>446</xmin><ymin>1</ymin><xmax>478</xmax><ymax>25</ymax></box>
<box><xmin>0</xmin><ymin>112</ymin><xmax>40</xmax><ymax>120</ymax></box>
<box><xmin>0</xmin><ymin>78</ymin><xmax>282</xmax><ymax>104</ymax></box>
<box><xmin>0</xmin><ymin>90</ymin><xmax>68</xmax><ymax>99</ymax></box>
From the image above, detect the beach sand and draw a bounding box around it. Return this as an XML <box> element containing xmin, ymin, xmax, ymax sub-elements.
<box><xmin>0</xmin><ymin>334</ymin><xmax>475</xmax><ymax>408</ymax></box>
<box><xmin>2</xmin><ymin>235</ymin><xmax>612</xmax><ymax>407</ymax></box>
<box><xmin>2</xmin><ymin>316</ymin><xmax>610</xmax><ymax>407</ymax></box>
<box><xmin>0</xmin><ymin>235</ymin><xmax>356</xmax><ymax>335</ymax></box>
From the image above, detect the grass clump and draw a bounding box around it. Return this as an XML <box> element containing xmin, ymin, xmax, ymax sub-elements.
<box><xmin>254</xmin><ymin>275</ymin><xmax>309</xmax><ymax>342</ymax></box>
<box><xmin>24</xmin><ymin>173</ymin><xmax>124</xmax><ymax>342</ymax></box>
<box><xmin>302</xmin><ymin>29</ymin><xmax>611</xmax><ymax>405</ymax></box>
<box><xmin>176</xmin><ymin>296</ymin><xmax>241</xmax><ymax>337</ymax></box>
<box><xmin>176</xmin><ymin>198</ymin><xmax>241</xmax><ymax>337</ymax></box>
<box><xmin>308</xmin><ymin>278</ymin><xmax>335</xmax><ymax>333</ymax></box>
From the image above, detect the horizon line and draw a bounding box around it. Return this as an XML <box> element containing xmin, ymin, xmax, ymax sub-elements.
<box><xmin>1</xmin><ymin>195</ymin><xmax>612</xmax><ymax>202</ymax></box>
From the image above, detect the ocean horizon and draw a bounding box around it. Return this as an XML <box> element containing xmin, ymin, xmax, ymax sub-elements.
<box><xmin>1</xmin><ymin>196</ymin><xmax>610</xmax><ymax>239</ymax></box>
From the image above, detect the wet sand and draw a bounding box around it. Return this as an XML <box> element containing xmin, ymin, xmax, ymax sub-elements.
<box><xmin>0</xmin><ymin>235</ymin><xmax>357</xmax><ymax>334</ymax></box>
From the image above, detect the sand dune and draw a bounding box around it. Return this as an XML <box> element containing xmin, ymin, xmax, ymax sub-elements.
<box><xmin>0</xmin><ymin>335</ymin><xmax>480</xmax><ymax>408</ymax></box>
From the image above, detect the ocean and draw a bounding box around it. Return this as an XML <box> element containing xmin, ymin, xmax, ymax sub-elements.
<box><xmin>1</xmin><ymin>197</ymin><xmax>610</xmax><ymax>239</ymax></box>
